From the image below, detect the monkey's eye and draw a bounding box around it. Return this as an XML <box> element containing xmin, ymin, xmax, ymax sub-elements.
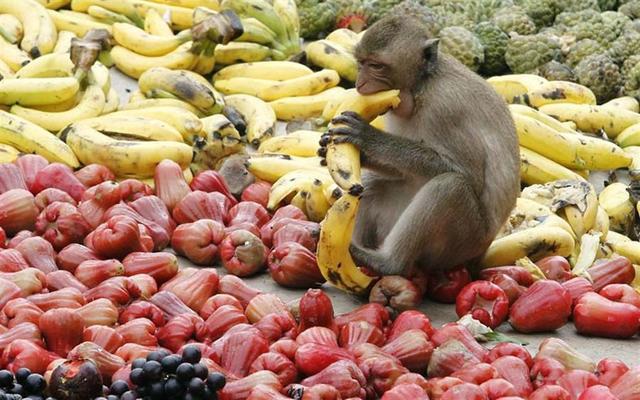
<box><xmin>369</xmin><ymin>63</ymin><xmax>384</xmax><ymax>71</ymax></box>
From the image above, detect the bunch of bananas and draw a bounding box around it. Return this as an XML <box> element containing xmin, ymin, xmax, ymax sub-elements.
<box><xmin>304</xmin><ymin>28</ymin><xmax>363</xmax><ymax>83</ymax></box>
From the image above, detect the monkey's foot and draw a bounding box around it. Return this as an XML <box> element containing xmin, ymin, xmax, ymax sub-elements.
<box><xmin>349</xmin><ymin>243</ymin><xmax>405</xmax><ymax>276</ymax></box>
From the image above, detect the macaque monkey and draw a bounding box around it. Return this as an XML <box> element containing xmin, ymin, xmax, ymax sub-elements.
<box><xmin>320</xmin><ymin>16</ymin><xmax>520</xmax><ymax>276</ymax></box>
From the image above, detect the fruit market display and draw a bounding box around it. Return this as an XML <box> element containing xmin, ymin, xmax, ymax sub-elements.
<box><xmin>2</xmin><ymin>0</ymin><xmax>640</xmax><ymax>399</ymax></box>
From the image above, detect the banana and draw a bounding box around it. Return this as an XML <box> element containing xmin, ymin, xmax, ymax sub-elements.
<box><xmin>0</xmin><ymin>110</ymin><xmax>79</xmax><ymax>166</ymax></box>
<box><xmin>201</xmin><ymin>113</ymin><xmax>240</xmax><ymax>138</ymax></box>
<box><xmin>112</xmin><ymin>23</ymin><xmax>192</xmax><ymax>57</ymax></box>
<box><xmin>213</xmin><ymin>42</ymin><xmax>272</xmax><ymax>65</ymax></box>
<box><xmin>29</xmin><ymin>91</ymin><xmax>80</xmax><ymax>113</ymax></box>
<box><xmin>214</xmin><ymin>77</ymin><xmax>280</xmax><ymax>97</ymax></box>
<box><xmin>370</xmin><ymin>115</ymin><xmax>384</xmax><ymax>130</ymax></box>
<box><xmin>246</xmin><ymin>154</ymin><xmax>326</xmax><ymax>182</ymax></box>
<box><xmin>62</xmin><ymin>123</ymin><xmax>192</xmax><ymax>177</ymax></box>
<box><xmin>509</xmin><ymin>104</ymin><xmax>576</xmax><ymax>133</ymax></box>
<box><xmin>316</xmin><ymin>193</ymin><xmax>374</xmax><ymax>294</ymax></box>
<box><xmin>107</xmin><ymin>106</ymin><xmax>203</xmax><ymax>143</ymax></box>
<box><xmin>138</xmin><ymin>67</ymin><xmax>223</xmax><ymax>113</ymax></box>
<box><xmin>258</xmin><ymin>130</ymin><xmax>323</xmax><ymax>156</ymax></box>
<box><xmin>14</xmin><ymin>52</ymin><xmax>74</xmax><ymax>79</ymax></box>
<box><xmin>48</xmin><ymin>9</ymin><xmax>112</xmax><ymax>36</ymax></box>
<box><xmin>192</xmin><ymin>114</ymin><xmax>245</xmax><ymax>171</ymax></box>
<box><xmin>609</xmin><ymin>239</ymin><xmax>640</xmax><ymax>264</ymax></box>
<box><xmin>559</xmin><ymin>182</ymin><xmax>598</xmax><ymax>238</ymax></box>
<box><xmin>0</xmin><ymin>77</ymin><xmax>79</xmax><ymax>107</ymax></box>
<box><xmin>0</xmin><ymin>14</ymin><xmax>23</xmax><ymax>44</ymax></box>
<box><xmin>70</xmin><ymin>0</ymin><xmax>193</xmax><ymax>30</ymax></box>
<box><xmin>486</xmin><ymin>74</ymin><xmax>548</xmax><ymax>104</ymax></box>
<box><xmin>0</xmin><ymin>36</ymin><xmax>31</xmax><ymax>72</ymax></box>
<box><xmin>127</xmin><ymin>90</ymin><xmax>146</xmax><ymax>104</ymax></box>
<box><xmin>538</xmin><ymin>103</ymin><xmax>640</xmax><ymax>138</ymax></box>
<box><xmin>594</xmin><ymin>205</ymin><xmax>610</xmax><ymax>239</ymax></box>
<box><xmin>37</xmin><ymin>0</ymin><xmax>71</xmax><ymax>9</ymax></box>
<box><xmin>599</xmin><ymin>182</ymin><xmax>634</xmax><ymax>235</ymax></box>
<box><xmin>257</xmin><ymin>69</ymin><xmax>341</xmax><ymax>102</ymax></box>
<box><xmin>0</xmin><ymin>59</ymin><xmax>13</xmax><ymax>80</ymax></box>
<box><xmin>144</xmin><ymin>8</ymin><xmax>174</xmax><ymax>37</ymax></box>
<box><xmin>76</xmin><ymin>114</ymin><xmax>184</xmax><ymax>142</ymax></box>
<box><xmin>0</xmin><ymin>0</ymin><xmax>56</xmax><ymax>57</ymax></box>
<box><xmin>103</xmin><ymin>88</ymin><xmax>119</xmax><ymax>114</ymax></box>
<box><xmin>10</xmin><ymin>84</ymin><xmax>105</xmax><ymax>132</ymax></box>
<box><xmin>325</xmin><ymin>28</ymin><xmax>359</xmax><ymax>53</ymax></box>
<box><xmin>146</xmin><ymin>0</ymin><xmax>220</xmax><ymax>9</ymax></box>
<box><xmin>223</xmin><ymin>94</ymin><xmax>275</xmax><ymax>145</ymax></box>
<box><xmin>481</xmin><ymin>226</ymin><xmax>575</xmax><ymax>268</ymax></box>
<box><xmin>0</xmin><ymin>143</ymin><xmax>20</xmax><ymax>163</ymax></box>
<box><xmin>268</xmin><ymin>87</ymin><xmax>347</xmax><ymax>121</ymax></box>
<box><xmin>513</xmin><ymin>113</ymin><xmax>632</xmax><ymax>170</ymax></box>
<box><xmin>53</xmin><ymin>30</ymin><xmax>77</xmax><ymax>54</ymax></box>
<box><xmin>220</xmin><ymin>0</ymin><xmax>286</xmax><ymax>40</ymax></box>
<box><xmin>322</xmin><ymin>88</ymin><xmax>357</xmax><ymax>121</ymax></box>
<box><xmin>87</xmin><ymin>5</ymin><xmax>138</xmax><ymax>24</ymax></box>
<box><xmin>110</xmin><ymin>42</ymin><xmax>197</xmax><ymax>79</ymax></box>
<box><xmin>272</xmin><ymin>0</ymin><xmax>300</xmax><ymax>53</ymax></box>
<box><xmin>268</xmin><ymin>168</ymin><xmax>332</xmax><ymax>210</ymax></box>
<box><xmin>326</xmin><ymin>90</ymin><xmax>401</xmax><ymax>193</ymax></box>
<box><xmin>305</xmin><ymin>40</ymin><xmax>357</xmax><ymax>82</ymax></box>
<box><xmin>525</xmin><ymin>81</ymin><xmax>597</xmax><ymax>107</ymax></box>
<box><xmin>305</xmin><ymin>177</ymin><xmax>331</xmax><ymax>222</ymax></box>
<box><xmin>603</xmin><ymin>96</ymin><xmax>640</xmax><ymax>113</ymax></box>
<box><xmin>519</xmin><ymin>147</ymin><xmax>585</xmax><ymax>185</ymax></box>
<box><xmin>624</xmin><ymin>146</ymin><xmax>640</xmax><ymax>180</ymax></box>
<box><xmin>237</xmin><ymin>18</ymin><xmax>279</xmax><ymax>47</ymax></box>
<box><xmin>615</xmin><ymin>122</ymin><xmax>640</xmax><ymax>148</ymax></box>
<box><xmin>191</xmin><ymin>44</ymin><xmax>216</xmax><ymax>75</ymax></box>
<box><xmin>120</xmin><ymin>98</ymin><xmax>202</xmax><ymax>115</ymax></box>
<box><xmin>214</xmin><ymin>61</ymin><xmax>312</xmax><ymax>81</ymax></box>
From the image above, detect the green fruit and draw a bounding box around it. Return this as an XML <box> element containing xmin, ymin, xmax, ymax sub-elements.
<box><xmin>474</xmin><ymin>21</ymin><xmax>509</xmax><ymax>75</ymax></box>
<box><xmin>514</xmin><ymin>0</ymin><xmax>560</xmax><ymax>27</ymax></box>
<box><xmin>598</xmin><ymin>0</ymin><xmax>618</xmax><ymax>10</ymax></box>
<box><xmin>556</xmin><ymin>0</ymin><xmax>600</xmax><ymax>12</ymax></box>
<box><xmin>438</xmin><ymin>26</ymin><xmax>485</xmax><ymax>72</ymax></box>
<box><xmin>363</xmin><ymin>0</ymin><xmax>403</xmax><ymax>24</ymax></box>
<box><xmin>622</xmin><ymin>54</ymin><xmax>640</xmax><ymax>76</ymax></box>
<box><xmin>505</xmin><ymin>33</ymin><xmax>562</xmax><ymax>73</ymax></box>
<box><xmin>607</xmin><ymin>29</ymin><xmax>640</xmax><ymax>64</ymax></box>
<box><xmin>491</xmin><ymin>6</ymin><xmax>537</xmax><ymax>35</ymax></box>
<box><xmin>623</xmin><ymin>63</ymin><xmax>640</xmax><ymax>98</ymax></box>
<box><xmin>619</xmin><ymin>0</ymin><xmax>640</xmax><ymax>19</ymax></box>
<box><xmin>565</xmin><ymin>39</ymin><xmax>605</xmax><ymax>67</ymax></box>
<box><xmin>575</xmin><ymin>54</ymin><xmax>622</xmax><ymax>102</ymax></box>
<box><xmin>387</xmin><ymin>0</ymin><xmax>442</xmax><ymax>36</ymax></box>
<box><xmin>554</xmin><ymin>9</ymin><xmax>601</xmax><ymax>28</ymax></box>
<box><xmin>601</xmin><ymin>11</ymin><xmax>631</xmax><ymax>37</ymax></box>
<box><xmin>538</xmin><ymin>60</ymin><xmax>576</xmax><ymax>81</ymax></box>
<box><xmin>296</xmin><ymin>0</ymin><xmax>338</xmax><ymax>39</ymax></box>
<box><xmin>567</xmin><ymin>20</ymin><xmax>617</xmax><ymax>47</ymax></box>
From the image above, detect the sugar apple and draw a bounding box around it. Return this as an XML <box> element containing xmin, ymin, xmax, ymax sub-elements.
<box><xmin>474</xmin><ymin>21</ymin><xmax>509</xmax><ymax>75</ymax></box>
<box><xmin>514</xmin><ymin>0</ymin><xmax>560</xmax><ymax>28</ymax></box>
<box><xmin>619</xmin><ymin>0</ymin><xmax>640</xmax><ymax>18</ymax></box>
<box><xmin>556</xmin><ymin>0</ymin><xmax>600</xmax><ymax>12</ymax></box>
<box><xmin>505</xmin><ymin>33</ymin><xmax>562</xmax><ymax>73</ymax></box>
<box><xmin>363</xmin><ymin>0</ymin><xmax>404</xmax><ymax>24</ymax></box>
<box><xmin>554</xmin><ymin>10</ymin><xmax>601</xmax><ymax>28</ymax></box>
<box><xmin>575</xmin><ymin>54</ymin><xmax>622</xmax><ymax>102</ymax></box>
<box><xmin>491</xmin><ymin>6</ymin><xmax>537</xmax><ymax>35</ymax></box>
<box><xmin>438</xmin><ymin>26</ymin><xmax>485</xmax><ymax>71</ymax></box>
<box><xmin>598</xmin><ymin>0</ymin><xmax>619</xmax><ymax>10</ymax></box>
<box><xmin>601</xmin><ymin>11</ymin><xmax>632</xmax><ymax>38</ymax></box>
<box><xmin>465</xmin><ymin>0</ymin><xmax>515</xmax><ymax>23</ymax></box>
<box><xmin>623</xmin><ymin>63</ymin><xmax>640</xmax><ymax>98</ymax></box>
<box><xmin>622</xmin><ymin>54</ymin><xmax>640</xmax><ymax>76</ymax></box>
<box><xmin>565</xmin><ymin>39</ymin><xmax>605</xmax><ymax>67</ymax></box>
<box><xmin>538</xmin><ymin>60</ymin><xmax>576</xmax><ymax>81</ymax></box>
<box><xmin>607</xmin><ymin>30</ymin><xmax>640</xmax><ymax>64</ymax></box>
<box><xmin>567</xmin><ymin>21</ymin><xmax>617</xmax><ymax>47</ymax></box>
<box><xmin>296</xmin><ymin>0</ymin><xmax>338</xmax><ymax>39</ymax></box>
<box><xmin>387</xmin><ymin>0</ymin><xmax>442</xmax><ymax>36</ymax></box>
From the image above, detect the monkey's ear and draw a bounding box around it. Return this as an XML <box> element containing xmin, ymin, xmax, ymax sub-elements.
<box><xmin>423</xmin><ymin>38</ymin><xmax>439</xmax><ymax>70</ymax></box>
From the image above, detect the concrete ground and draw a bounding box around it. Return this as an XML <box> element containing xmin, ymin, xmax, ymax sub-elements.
<box><xmin>111</xmin><ymin>68</ymin><xmax>640</xmax><ymax>368</ymax></box>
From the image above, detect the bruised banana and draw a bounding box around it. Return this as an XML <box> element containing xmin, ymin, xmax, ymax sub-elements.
<box><xmin>325</xmin><ymin>28</ymin><xmax>359</xmax><ymax>53</ymax></box>
<box><xmin>259</xmin><ymin>130</ymin><xmax>323</xmax><ymax>157</ymax></box>
<box><xmin>237</xmin><ymin>18</ymin><xmax>279</xmax><ymax>47</ymax></box>
<box><xmin>257</xmin><ymin>69</ymin><xmax>340</xmax><ymax>102</ymax></box>
<box><xmin>0</xmin><ymin>143</ymin><xmax>20</xmax><ymax>163</ymax></box>
<box><xmin>538</xmin><ymin>103</ymin><xmax>640</xmax><ymax>138</ymax></box>
<box><xmin>192</xmin><ymin>114</ymin><xmax>244</xmax><ymax>172</ymax></box>
<box><xmin>524</xmin><ymin>81</ymin><xmax>596</xmax><ymax>107</ymax></box>
<box><xmin>624</xmin><ymin>146</ymin><xmax>640</xmax><ymax>181</ymax></box>
<box><xmin>519</xmin><ymin>147</ymin><xmax>585</xmax><ymax>185</ymax></box>
<box><xmin>61</xmin><ymin>123</ymin><xmax>192</xmax><ymax>177</ymax></box>
<box><xmin>245</xmin><ymin>154</ymin><xmax>326</xmax><ymax>182</ymax></box>
<box><xmin>268</xmin><ymin>168</ymin><xmax>332</xmax><ymax>210</ymax></box>
<box><xmin>214</xmin><ymin>61</ymin><xmax>313</xmax><ymax>81</ymax></box>
<box><xmin>107</xmin><ymin>106</ymin><xmax>203</xmax><ymax>143</ymax></box>
<box><xmin>47</xmin><ymin>9</ymin><xmax>112</xmax><ymax>36</ymax></box>
<box><xmin>110</xmin><ymin>42</ymin><xmax>197</xmax><ymax>79</ymax></box>
<box><xmin>223</xmin><ymin>94</ymin><xmax>275</xmax><ymax>145</ymax></box>
<box><xmin>560</xmin><ymin>183</ymin><xmax>598</xmax><ymax>238</ymax></box>
<box><xmin>0</xmin><ymin>36</ymin><xmax>31</xmax><ymax>72</ymax></box>
<box><xmin>509</xmin><ymin>104</ymin><xmax>575</xmax><ymax>134</ymax></box>
<box><xmin>598</xmin><ymin>182</ymin><xmax>634</xmax><ymax>235</ymax></box>
<box><xmin>268</xmin><ymin>87</ymin><xmax>347</xmax><ymax>121</ymax></box>
<box><xmin>486</xmin><ymin>74</ymin><xmax>548</xmax><ymax>104</ymax></box>
<box><xmin>214</xmin><ymin>42</ymin><xmax>272</xmax><ymax>65</ymax></box>
<box><xmin>10</xmin><ymin>84</ymin><xmax>105</xmax><ymax>132</ymax></box>
<box><xmin>0</xmin><ymin>77</ymin><xmax>79</xmax><ymax>107</ymax></box>
<box><xmin>305</xmin><ymin>178</ymin><xmax>331</xmax><ymax>222</ymax></box>
<box><xmin>513</xmin><ymin>113</ymin><xmax>631</xmax><ymax>170</ymax></box>
<box><xmin>480</xmin><ymin>226</ymin><xmax>575</xmax><ymax>268</ymax></box>
<box><xmin>0</xmin><ymin>110</ymin><xmax>78</xmax><ymax>166</ymax></box>
<box><xmin>144</xmin><ymin>8</ymin><xmax>174</xmax><ymax>37</ymax></box>
<box><xmin>326</xmin><ymin>90</ymin><xmax>401</xmax><ymax>193</ymax></box>
<box><xmin>75</xmin><ymin>115</ymin><xmax>184</xmax><ymax>142</ymax></box>
<box><xmin>305</xmin><ymin>40</ymin><xmax>357</xmax><ymax>82</ymax></box>
<box><xmin>70</xmin><ymin>0</ymin><xmax>193</xmax><ymax>30</ymax></box>
<box><xmin>603</xmin><ymin>96</ymin><xmax>640</xmax><ymax>113</ymax></box>
<box><xmin>220</xmin><ymin>0</ymin><xmax>287</xmax><ymax>41</ymax></box>
<box><xmin>112</xmin><ymin>23</ymin><xmax>192</xmax><ymax>57</ymax></box>
<box><xmin>0</xmin><ymin>0</ymin><xmax>57</xmax><ymax>57</ymax></box>
<box><xmin>120</xmin><ymin>98</ymin><xmax>202</xmax><ymax>116</ymax></box>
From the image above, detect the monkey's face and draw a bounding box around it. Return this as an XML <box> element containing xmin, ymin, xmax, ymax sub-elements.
<box><xmin>356</xmin><ymin>58</ymin><xmax>394</xmax><ymax>95</ymax></box>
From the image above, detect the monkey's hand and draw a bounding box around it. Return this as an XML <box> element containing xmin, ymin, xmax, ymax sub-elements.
<box><xmin>318</xmin><ymin>111</ymin><xmax>379</xmax><ymax>159</ymax></box>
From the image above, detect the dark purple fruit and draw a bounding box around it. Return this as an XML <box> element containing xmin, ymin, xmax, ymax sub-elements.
<box><xmin>176</xmin><ymin>363</ymin><xmax>195</xmax><ymax>382</ymax></box>
<box><xmin>207</xmin><ymin>373</ymin><xmax>226</xmax><ymax>391</ymax></box>
<box><xmin>109</xmin><ymin>380</ymin><xmax>129</xmax><ymax>396</ymax></box>
<box><xmin>129</xmin><ymin>368</ymin><xmax>146</xmax><ymax>386</ymax></box>
<box><xmin>182</xmin><ymin>346</ymin><xmax>201</xmax><ymax>364</ymax></box>
<box><xmin>15</xmin><ymin>369</ymin><xmax>30</xmax><ymax>384</ymax></box>
<box><xmin>131</xmin><ymin>358</ymin><xmax>146</xmax><ymax>370</ymax></box>
<box><xmin>189</xmin><ymin>377</ymin><xmax>204</xmax><ymax>395</ymax></box>
<box><xmin>24</xmin><ymin>374</ymin><xmax>45</xmax><ymax>394</ymax></box>
<box><xmin>161</xmin><ymin>355</ymin><xmax>181</xmax><ymax>374</ymax></box>
<box><xmin>49</xmin><ymin>360</ymin><xmax>103</xmax><ymax>400</ymax></box>
<box><xmin>0</xmin><ymin>371</ymin><xmax>13</xmax><ymax>388</ymax></box>
<box><xmin>194</xmin><ymin>363</ymin><xmax>208</xmax><ymax>380</ymax></box>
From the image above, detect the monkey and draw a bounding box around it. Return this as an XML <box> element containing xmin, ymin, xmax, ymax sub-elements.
<box><xmin>319</xmin><ymin>15</ymin><xmax>520</xmax><ymax>277</ymax></box>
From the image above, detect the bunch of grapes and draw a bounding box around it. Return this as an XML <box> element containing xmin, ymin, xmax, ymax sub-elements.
<box><xmin>100</xmin><ymin>346</ymin><xmax>226</xmax><ymax>400</ymax></box>
<box><xmin>0</xmin><ymin>368</ymin><xmax>48</xmax><ymax>400</ymax></box>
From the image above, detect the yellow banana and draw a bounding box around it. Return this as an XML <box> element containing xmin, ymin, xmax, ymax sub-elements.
<box><xmin>70</xmin><ymin>0</ymin><xmax>193</xmax><ymax>30</ymax></box>
<box><xmin>144</xmin><ymin>8</ymin><xmax>174</xmax><ymax>37</ymax></box>
<box><xmin>481</xmin><ymin>226</ymin><xmax>575</xmax><ymax>268</ymax></box>
<box><xmin>147</xmin><ymin>0</ymin><xmax>220</xmax><ymax>9</ymax></box>
<box><xmin>513</xmin><ymin>113</ymin><xmax>632</xmax><ymax>170</ymax></box>
<box><xmin>86</xmin><ymin>5</ymin><xmax>136</xmax><ymax>24</ymax></box>
<box><xmin>0</xmin><ymin>110</ymin><xmax>79</xmax><ymax>166</ymax></box>
<box><xmin>625</xmin><ymin>146</ymin><xmax>640</xmax><ymax>181</ymax></box>
<box><xmin>509</xmin><ymin>104</ymin><xmax>576</xmax><ymax>133</ymax></box>
<box><xmin>213</xmin><ymin>42</ymin><xmax>272</xmax><ymax>65</ymax></box>
<box><xmin>603</xmin><ymin>96</ymin><xmax>640</xmax><ymax>113</ymax></box>
<box><xmin>525</xmin><ymin>81</ymin><xmax>596</xmax><ymax>107</ymax></box>
<box><xmin>305</xmin><ymin>40</ymin><xmax>357</xmax><ymax>82</ymax></box>
<box><xmin>192</xmin><ymin>51</ymin><xmax>216</xmax><ymax>76</ymax></box>
<box><xmin>305</xmin><ymin>176</ymin><xmax>331</xmax><ymax>222</ymax></box>
<box><xmin>0</xmin><ymin>0</ymin><xmax>56</xmax><ymax>57</ymax></box>
<box><xmin>594</xmin><ymin>205</ymin><xmax>610</xmax><ymax>239</ymax></box>
<box><xmin>220</xmin><ymin>0</ymin><xmax>286</xmax><ymax>41</ymax></box>
<box><xmin>127</xmin><ymin>90</ymin><xmax>147</xmax><ymax>104</ymax></box>
<box><xmin>214</xmin><ymin>60</ymin><xmax>313</xmax><ymax>81</ymax></box>
<box><xmin>214</xmin><ymin>77</ymin><xmax>280</xmax><ymax>97</ymax></box>
<box><xmin>615</xmin><ymin>122</ymin><xmax>640</xmax><ymax>148</ymax></box>
<box><xmin>326</xmin><ymin>90</ymin><xmax>401</xmax><ymax>193</ymax></box>
<box><xmin>599</xmin><ymin>182</ymin><xmax>634</xmax><ymax>235</ymax></box>
<box><xmin>106</xmin><ymin>106</ymin><xmax>203</xmax><ymax>143</ymax></box>
<box><xmin>519</xmin><ymin>146</ymin><xmax>585</xmax><ymax>185</ymax></box>
<box><xmin>29</xmin><ymin>92</ymin><xmax>80</xmax><ymax>113</ymax></box>
<box><xmin>0</xmin><ymin>143</ymin><xmax>20</xmax><ymax>163</ymax></box>
<box><xmin>103</xmin><ymin>88</ymin><xmax>119</xmax><ymax>114</ymax></box>
<box><xmin>245</xmin><ymin>154</ymin><xmax>326</xmax><ymax>182</ymax></box>
<box><xmin>223</xmin><ymin>94</ymin><xmax>276</xmax><ymax>145</ymax></box>
<box><xmin>192</xmin><ymin>114</ymin><xmax>245</xmax><ymax>171</ymax></box>
<box><xmin>112</xmin><ymin>23</ymin><xmax>192</xmax><ymax>57</ymax></box>
<box><xmin>110</xmin><ymin>42</ymin><xmax>197</xmax><ymax>79</ymax></box>
<box><xmin>539</xmin><ymin>103</ymin><xmax>640</xmax><ymax>138</ymax></box>
<box><xmin>14</xmin><ymin>52</ymin><xmax>74</xmax><ymax>79</ymax></box>
<box><xmin>0</xmin><ymin>77</ymin><xmax>79</xmax><ymax>107</ymax></box>
<box><xmin>48</xmin><ymin>9</ymin><xmax>112</xmax><ymax>36</ymax></box>
<box><xmin>257</xmin><ymin>69</ymin><xmax>341</xmax><ymax>102</ymax></box>
<box><xmin>323</xmin><ymin>182</ymin><xmax>342</xmax><ymax>206</ymax></box>
<box><xmin>560</xmin><ymin>183</ymin><xmax>598</xmax><ymax>238</ymax></box>
<box><xmin>486</xmin><ymin>74</ymin><xmax>548</xmax><ymax>104</ymax></box>
<box><xmin>0</xmin><ymin>14</ymin><xmax>23</xmax><ymax>44</ymax></box>
<box><xmin>272</xmin><ymin>0</ymin><xmax>300</xmax><ymax>53</ymax></box>
<box><xmin>0</xmin><ymin>36</ymin><xmax>31</xmax><ymax>72</ymax></box>
<box><xmin>0</xmin><ymin>59</ymin><xmax>13</xmax><ymax>80</ymax></box>
<box><xmin>609</xmin><ymin>239</ymin><xmax>640</xmax><ymax>264</ymax></box>
<box><xmin>120</xmin><ymin>98</ymin><xmax>202</xmax><ymax>115</ymax></box>
<box><xmin>322</xmin><ymin>88</ymin><xmax>357</xmax><ymax>121</ymax></box>
<box><xmin>268</xmin><ymin>87</ymin><xmax>347</xmax><ymax>121</ymax></box>
<box><xmin>267</xmin><ymin>168</ymin><xmax>332</xmax><ymax>210</ymax></box>
<box><xmin>325</xmin><ymin>28</ymin><xmax>359</xmax><ymax>53</ymax></box>
<box><xmin>370</xmin><ymin>115</ymin><xmax>384</xmax><ymax>130</ymax></box>
<box><xmin>76</xmin><ymin>114</ymin><xmax>184</xmax><ymax>142</ymax></box>
<box><xmin>61</xmin><ymin>122</ymin><xmax>192</xmax><ymax>177</ymax></box>
<box><xmin>258</xmin><ymin>130</ymin><xmax>322</xmax><ymax>157</ymax></box>
<box><xmin>53</xmin><ymin>31</ymin><xmax>77</xmax><ymax>54</ymax></box>
<box><xmin>10</xmin><ymin>84</ymin><xmax>105</xmax><ymax>132</ymax></box>
<box><xmin>36</xmin><ymin>0</ymin><xmax>71</xmax><ymax>9</ymax></box>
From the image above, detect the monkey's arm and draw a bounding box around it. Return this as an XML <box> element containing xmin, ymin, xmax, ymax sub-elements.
<box><xmin>323</xmin><ymin>112</ymin><xmax>455</xmax><ymax>177</ymax></box>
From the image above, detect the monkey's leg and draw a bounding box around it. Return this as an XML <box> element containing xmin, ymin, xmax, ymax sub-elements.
<box><xmin>350</xmin><ymin>172</ymin><xmax>489</xmax><ymax>276</ymax></box>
